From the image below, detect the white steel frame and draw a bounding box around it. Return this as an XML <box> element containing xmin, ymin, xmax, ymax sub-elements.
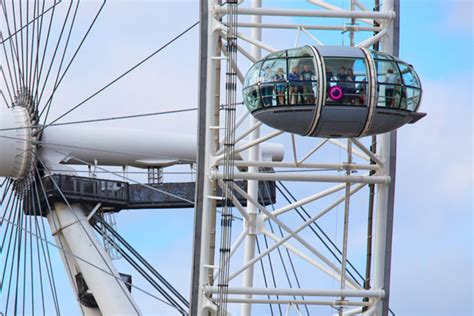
<box><xmin>192</xmin><ymin>0</ymin><xmax>399</xmax><ymax>315</ymax></box>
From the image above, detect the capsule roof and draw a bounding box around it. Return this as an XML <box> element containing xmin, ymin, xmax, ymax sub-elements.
<box><xmin>243</xmin><ymin>45</ymin><xmax>425</xmax><ymax>138</ymax></box>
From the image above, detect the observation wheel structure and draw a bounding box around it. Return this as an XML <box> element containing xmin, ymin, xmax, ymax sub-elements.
<box><xmin>0</xmin><ymin>0</ymin><xmax>425</xmax><ymax>316</ymax></box>
<box><xmin>1</xmin><ymin>1</ymin><xmax>199</xmax><ymax>315</ymax></box>
<box><xmin>191</xmin><ymin>0</ymin><xmax>423</xmax><ymax>316</ymax></box>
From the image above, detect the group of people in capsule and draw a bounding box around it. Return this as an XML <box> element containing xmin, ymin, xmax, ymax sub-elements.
<box><xmin>259</xmin><ymin>63</ymin><xmax>367</xmax><ymax>107</ymax></box>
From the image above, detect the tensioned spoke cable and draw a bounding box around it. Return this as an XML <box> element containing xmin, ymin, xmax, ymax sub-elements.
<box><xmin>33</xmin><ymin>0</ymin><xmax>58</xmax><ymax>104</ymax></box>
<box><xmin>1</xmin><ymin>216</ymin><xmax>177</xmax><ymax>308</ymax></box>
<box><xmin>1</xmin><ymin>187</ymin><xmax>16</xmax><ymax>248</ymax></box>
<box><xmin>10</xmin><ymin>0</ymin><xmax>26</xmax><ymax>88</ymax></box>
<box><xmin>40</xmin><ymin>0</ymin><xmax>81</xmax><ymax>123</ymax></box>
<box><xmin>277</xmin><ymin>182</ymin><xmax>365</xmax><ymax>284</ymax></box>
<box><xmin>262</xmin><ymin>231</ymin><xmax>283</xmax><ymax>316</ymax></box>
<box><xmin>4</xmin><ymin>198</ymin><xmax>22</xmax><ymax>314</ymax></box>
<box><xmin>1</xmin><ymin>30</ymin><xmax>20</xmax><ymax>97</ymax></box>
<box><xmin>95</xmin><ymin>216</ymin><xmax>190</xmax><ymax>309</ymax></box>
<box><xmin>15</xmin><ymin>0</ymin><xmax>26</xmax><ymax>89</ymax></box>
<box><xmin>92</xmin><ymin>223</ymin><xmax>187</xmax><ymax>314</ymax></box>
<box><xmin>2</xmin><ymin>1</ymin><xmax>22</xmax><ymax>91</ymax></box>
<box><xmin>43</xmin><ymin>20</ymin><xmax>200</xmax><ymax>127</ymax></box>
<box><xmin>19</xmin><ymin>0</ymin><xmax>26</xmax><ymax>88</ymax></box>
<box><xmin>1</xmin><ymin>89</ymin><xmax>11</xmax><ymax>108</ymax></box>
<box><xmin>37</xmin><ymin>0</ymin><xmax>107</xmax><ymax>120</ymax></box>
<box><xmin>261</xmin><ymin>181</ymin><xmax>309</xmax><ymax>315</ymax></box>
<box><xmin>33</xmin><ymin>164</ymin><xmax>88</xmax><ymax>316</ymax></box>
<box><xmin>0</xmin><ymin>107</ymin><xmax>197</xmax><ymax>132</ymax></box>
<box><xmin>255</xmin><ymin>236</ymin><xmax>275</xmax><ymax>316</ymax></box>
<box><xmin>0</xmin><ymin>1</ymin><xmax>61</xmax><ymax>45</ymax></box>
<box><xmin>31</xmin><ymin>0</ymin><xmax>49</xmax><ymax>102</ymax></box>
<box><xmin>27</xmin><ymin>202</ymin><xmax>35</xmax><ymax>315</ymax></box>
<box><xmin>1</xmin><ymin>65</ymin><xmax>14</xmax><ymax>105</ymax></box>
<box><xmin>32</xmin><ymin>179</ymin><xmax>61</xmax><ymax>314</ymax></box>
<box><xmin>35</xmin><ymin>0</ymin><xmax>76</xmax><ymax>114</ymax></box>
<box><xmin>27</xmin><ymin>0</ymin><xmax>39</xmax><ymax>90</ymax></box>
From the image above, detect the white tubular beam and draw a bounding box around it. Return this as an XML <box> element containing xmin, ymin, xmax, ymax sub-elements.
<box><xmin>241</xmin><ymin>2</ymin><xmax>262</xmax><ymax>315</ymax></box>
<box><xmin>217</xmin><ymin>180</ymin><xmax>250</xmax><ymax>222</ymax></box>
<box><xmin>231</xmin><ymin>184</ymin><xmax>361</xmax><ymax>289</ymax></box>
<box><xmin>220</xmin><ymin>298</ymin><xmax>369</xmax><ymax>306</ymax></box>
<box><xmin>204</xmin><ymin>287</ymin><xmax>384</xmax><ymax>298</ymax></box>
<box><xmin>300</xmin><ymin>27</ymin><xmax>324</xmax><ymax>46</ymax></box>
<box><xmin>272</xmin><ymin>182</ymin><xmax>347</xmax><ymax>217</ymax></box>
<box><xmin>307</xmin><ymin>0</ymin><xmax>380</xmax><ymax>25</ymax></box>
<box><xmin>237</xmin><ymin>44</ymin><xmax>257</xmax><ymax>63</ymax></box>
<box><xmin>291</xmin><ymin>134</ymin><xmax>298</xmax><ymax>163</ymax></box>
<box><xmin>329</xmin><ymin>139</ymin><xmax>370</xmax><ymax>161</ymax></box>
<box><xmin>353</xmin><ymin>0</ymin><xmax>369</xmax><ymax>12</ymax></box>
<box><xmin>212</xmin><ymin>170</ymin><xmax>390</xmax><ymax>185</ymax></box>
<box><xmin>357</xmin><ymin>29</ymin><xmax>387</xmax><ymax>48</ymax></box>
<box><xmin>334</xmin><ymin>307</ymin><xmax>364</xmax><ymax>316</ymax></box>
<box><xmin>351</xmin><ymin>138</ymin><xmax>384</xmax><ymax>167</ymax></box>
<box><xmin>237</xmin><ymin>22</ymin><xmax>381</xmax><ymax>32</ymax></box>
<box><xmin>298</xmin><ymin>139</ymin><xmax>329</xmax><ymax>163</ymax></box>
<box><xmin>49</xmin><ymin>203</ymin><xmax>140</xmax><ymax>315</ymax></box>
<box><xmin>263</xmin><ymin>229</ymin><xmax>359</xmax><ymax>289</ymax></box>
<box><xmin>228</xmin><ymin>183</ymin><xmax>366</xmax><ymax>282</ymax></box>
<box><xmin>237</xmin><ymin>31</ymin><xmax>277</xmax><ymax>53</ymax></box>
<box><xmin>47</xmin><ymin>215</ymin><xmax>101</xmax><ymax>316</ymax></box>
<box><xmin>294</xmin><ymin>27</ymin><xmax>302</xmax><ymax>47</ymax></box>
<box><xmin>217</xmin><ymin>121</ymin><xmax>262</xmax><ymax>155</ymax></box>
<box><xmin>373</xmin><ymin>0</ymin><xmax>398</xmax><ymax>314</ymax></box>
<box><xmin>215</xmin><ymin>7</ymin><xmax>395</xmax><ymax>20</ymax></box>
<box><xmin>219</xmin><ymin>160</ymin><xmax>379</xmax><ymax>171</ymax></box>
<box><xmin>218</xmin><ymin>110</ymin><xmax>250</xmax><ymax>145</ymax></box>
<box><xmin>214</xmin><ymin>130</ymin><xmax>284</xmax><ymax>163</ymax></box>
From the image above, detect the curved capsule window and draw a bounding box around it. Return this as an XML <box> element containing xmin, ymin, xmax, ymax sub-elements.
<box><xmin>242</xmin><ymin>46</ymin><xmax>319</xmax><ymax>111</ymax></box>
<box><xmin>243</xmin><ymin>61</ymin><xmax>263</xmax><ymax>111</ymax></box>
<box><xmin>371</xmin><ymin>51</ymin><xmax>422</xmax><ymax>112</ymax></box>
<box><xmin>397</xmin><ymin>63</ymin><xmax>422</xmax><ymax>111</ymax></box>
<box><xmin>324</xmin><ymin>57</ymin><xmax>368</xmax><ymax>106</ymax></box>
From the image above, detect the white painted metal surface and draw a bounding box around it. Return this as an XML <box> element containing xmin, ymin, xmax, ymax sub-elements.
<box><xmin>48</xmin><ymin>203</ymin><xmax>141</xmax><ymax>315</ymax></box>
<box><xmin>0</xmin><ymin>106</ymin><xmax>34</xmax><ymax>178</ymax></box>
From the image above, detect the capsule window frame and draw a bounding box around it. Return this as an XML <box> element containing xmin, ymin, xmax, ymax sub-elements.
<box><xmin>323</xmin><ymin>56</ymin><xmax>370</xmax><ymax>108</ymax></box>
<box><xmin>371</xmin><ymin>52</ymin><xmax>423</xmax><ymax>112</ymax></box>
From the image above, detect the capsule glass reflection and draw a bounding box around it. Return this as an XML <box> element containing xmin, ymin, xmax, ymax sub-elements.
<box><xmin>243</xmin><ymin>46</ymin><xmax>425</xmax><ymax>137</ymax></box>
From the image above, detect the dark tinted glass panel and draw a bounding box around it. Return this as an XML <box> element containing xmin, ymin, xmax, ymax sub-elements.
<box><xmin>324</xmin><ymin>57</ymin><xmax>368</xmax><ymax>106</ymax></box>
<box><xmin>287</xmin><ymin>57</ymin><xmax>317</xmax><ymax>105</ymax></box>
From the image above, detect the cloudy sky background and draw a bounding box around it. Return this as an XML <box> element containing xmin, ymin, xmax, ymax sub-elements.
<box><xmin>1</xmin><ymin>0</ymin><xmax>472</xmax><ymax>315</ymax></box>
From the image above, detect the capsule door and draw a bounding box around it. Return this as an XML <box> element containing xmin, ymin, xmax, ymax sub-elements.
<box><xmin>310</xmin><ymin>47</ymin><xmax>370</xmax><ymax>138</ymax></box>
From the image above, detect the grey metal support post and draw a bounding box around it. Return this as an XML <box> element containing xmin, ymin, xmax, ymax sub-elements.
<box><xmin>189</xmin><ymin>0</ymin><xmax>208</xmax><ymax>314</ymax></box>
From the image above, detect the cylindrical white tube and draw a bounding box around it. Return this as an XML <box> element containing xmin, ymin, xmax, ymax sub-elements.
<box><xmin>49</xmin><ymin>203</ymin><xmax>140</xmax><ymax>315</ymax></box>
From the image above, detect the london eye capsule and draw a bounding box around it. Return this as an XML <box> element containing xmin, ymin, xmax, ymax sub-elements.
<box><xmin>243</xmin><ymin>46</ymin><xmax>425</xmax><ymax>138</ymax></box>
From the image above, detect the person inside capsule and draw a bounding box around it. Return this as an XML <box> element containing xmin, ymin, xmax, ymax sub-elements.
<box><xmin>301</xmin><ymin>64</ymin><xmax>315</xmax><ymax>104</ymax></box>
<box><xmin>274</xmin><ymin>67</ymin><xmax>286</xmax><ymax>105</ymax></box>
